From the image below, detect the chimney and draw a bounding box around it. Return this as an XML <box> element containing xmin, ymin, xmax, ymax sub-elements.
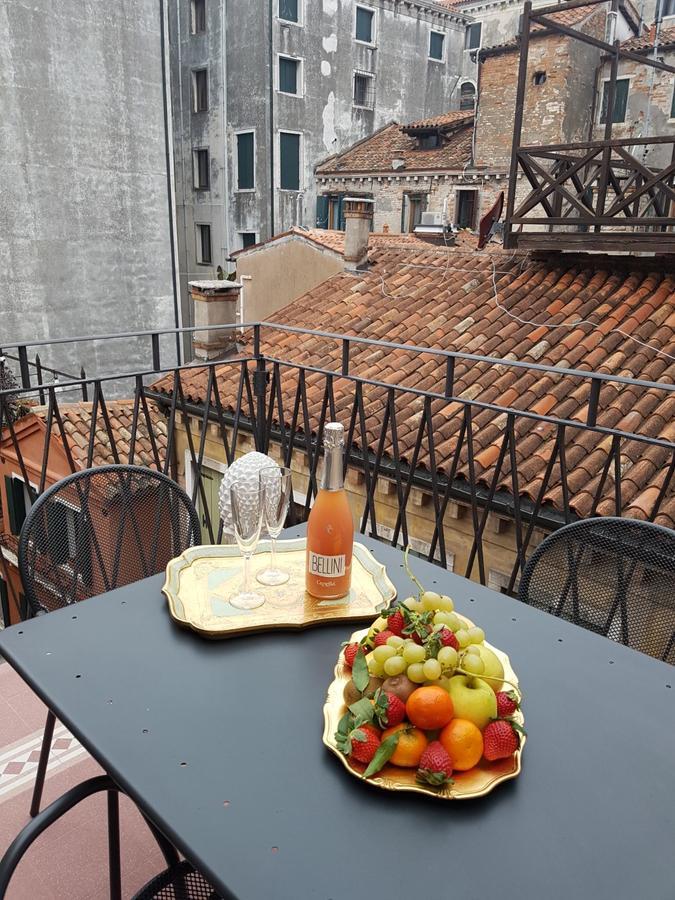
<box><xmin>190</xmin><ymin>280</ymin><xmax>241</xmax><ymax>360</ymax></box>
<box><xmin>343</xmin><ymin>197</ymin><xmax>374</xmax><ymax>271</ymax></box>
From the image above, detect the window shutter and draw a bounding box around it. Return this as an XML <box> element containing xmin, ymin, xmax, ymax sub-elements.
<box><xmin>0</xmin><ymin>578</ymin><xmax>8</xmax><ymax>628</ymax></box>
<box><xmin>280</xmin><ymin>133</ymin><xmax>300</xmax><ymax>190</ymax></box>
<box><xmin>237</xmin><ymin>133</ymin><xmax>255</xmax><ymax>190</ymax></box>
<box><xmin>5</xmin><ymin>477</ymin><xmax>26</xmax><ymax>536</ymax></box>
<box><xmin>316</xmin><ymin>195</ymin><xmax>329</xmax><ymax>228</ymax></box>
<box><xmin>4</xmin><ymin>477</ymin><xmax>16</xmax><ymax>535</ymax></box>
<box><xmin>614</xmin><ymin>79</ymin><xmax>629</xmax><ymax>122</ymax></box>
<box><xmin>279</xmin><ymin>58</ymin><xmax>297</xmax><ymax>94</ymax></box>
<box><xmin>356</xmin><ymin>7</ymin><xmax>373</xmax><ymax>42</ymax></box>
<box><xmin>337</xmin><ymin>194</ymin><xmax>345</xmax><ymax>231</ymax></box>
<box><xmin>279</xmin><ymin>0</ymin><xmax>298</xmax><ymax>21</ymax></box>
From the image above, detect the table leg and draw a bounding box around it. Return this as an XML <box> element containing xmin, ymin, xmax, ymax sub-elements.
<box><xmin>30</xmin><ymin>709</ymin><xmax>56</xmax><ymax>817</ymax></box>
<box><xmin>107</xmin><ymin>790</ymin><xmax>122</xmax><ymax>900</ymax></box>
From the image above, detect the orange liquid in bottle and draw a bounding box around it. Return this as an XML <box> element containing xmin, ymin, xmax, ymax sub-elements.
<box><xmin>306</xmin><ymin>422</ymin><xmax>354</xmax><ymax>600</ymax></box>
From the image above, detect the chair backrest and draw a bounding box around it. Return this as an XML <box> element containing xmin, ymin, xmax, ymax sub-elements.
<box><xmin>518</xmin><ymin>517</ymin><xmax>675</xmax><ymax>664</ymax></box>
<box><xmin>18</xmin><ymin>465</ymin><xmax>201</xmax><ymax>617</ymax></box>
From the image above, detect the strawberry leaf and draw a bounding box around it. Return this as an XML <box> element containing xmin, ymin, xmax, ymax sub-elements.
<box><xmin>352</xmin><ymin>647</ymin><xmax>369</xmax><ymax>693</ymax></box>
<box><xmin>363</xmin><ymin>730</ymin><xmax>400</xmax><ymax>778</ymax></box>
<box><xmin>336</xmin><ymin>711</ymin><xmax>353</xmax><ymax>737</ymax></box>
<box><xmin>349</xmin><ymin>697</ymin><xmax>375</xmax><ymax>725</ymax></box>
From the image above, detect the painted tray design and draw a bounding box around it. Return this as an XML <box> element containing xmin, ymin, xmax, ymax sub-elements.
<box><xmin>323</xmin><ymin>621</ymin><xmax>525</xmax><ymax>800</ymax></box>
<box><xmin>162</xmin><ymin>538</ymin><xmax>396</xmax><ymax>638</ymax></box>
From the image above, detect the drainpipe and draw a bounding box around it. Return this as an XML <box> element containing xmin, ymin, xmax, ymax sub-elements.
<box><xmin>269</xmin><ymin>0</ymin><xmax>276</xmax><ymax>237</ymax></box>
<box><xmin>222</xmin><ymin>0</ymin><xmax>233</xmax><ymax>262</ymax></box>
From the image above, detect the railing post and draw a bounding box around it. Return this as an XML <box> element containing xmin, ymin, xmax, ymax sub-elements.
<box><xmin>444</xmin><ymin>355</ymin><xmax>455</xmax><ymax>399</ymax></box>
<box><xmin>587</xmin><ymin>377</ymin><xmax>601</xmax><ymax>427</ymax></box>
<box><xmin>252</xmin><ymin>324</ymin><xmax>268</xmax><ymax>452</ymax></box>
<box><xmin>341</xmin><ymin>339</ymin><xmax>350</xmax><ymax>377</ymax></box>
<box><xmin>35</xmin><ymin>354</ymin><xmax>45</xmax><ymax>406</ymax></box>
<box><xmin>503</xmin><ymin>0</ymin><xmax>532</xmax><ymax>248</ymax></box>
<box><xmin>80</xmin><ymin>368</ymin><xmax>88</xmax><ymax>402</ymax></box>
<box><xmin>151</xmin><ymin>333</ymin><xmax>161</xmax><ymax>372</ymax></box>
<box><xmin>18</xmin><ymin>346</ymin><xmax>30</xmax><ymax>390</ymax></box>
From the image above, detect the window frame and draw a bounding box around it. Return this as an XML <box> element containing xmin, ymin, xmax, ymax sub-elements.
<box><xmin>278</xmin><ymin>130</ymin><xmax>303</xmax><ymax>192</ymax></box>
<box><xmin>278</xmin><ymin>0</ymin><xmax>302</xmax><ymax>25</ymax></box>
<box><xmin>192</xmin><ymin>147</ymin><xmax>210</xmax><ymax>191</ymax></box>
<box><xmin>195</xmin><ymin>222</ymin><xmax>213</xmax><ymax>265</ymax></box>
<box><xmin>465</xmin><ymin>21</ymin><xmax>482</xmax><ymax>51</ymax></box>
<box><xmin>354</xmin><ymin>4</ymin><xmax>376</xmax><ymax>45</ymax></box>
<box><xmin>276</xmin><ymin>53</ymin><xmax>304</xmax><ymax>97</ymax></box>
<box><xmin>191</xmin><ymin>0</ymin><xmax>206</xmax><ymax>34</ymax></box>
<box><xmin>353</xmin><ymin>70</ymin><xmax>375</xmax><ymax>109</ymax></box>
<box><xmin>239</xmin><ymin>232</ymin><xmax>258</xmax><ymax>249</ymax></box>
<box><xmin>659</xmin><ymin>0</ymin><xmax>675</xmax><ymax>19</ymax></box>
<box><xmin>235</xmin><ymin>129</ymin><xmax>256</xmax><ymax>193</ymax></box>
<box><xmin>459</xmin><ymin>80</ymin><xmax>476</xmax><ymax>110</ymax></box>
<box><xmin>402</xmin><ymin>192</ymin><xmax>428</xmax><ymax>233</ymax></box>
<box><xmin>191</xmin><ymin>67</ymin><xmax>209</xmax><ymax>113</ymax></box>
<box><xmin>455</xmin><ymin>188</ymin><xmax>479</xmax><ymax>230</ymax></box>
<box><xmin>599</xmin><ymin>75</ymin><xmax>630</xmax><ymax>124</ymax></box>
<box><xmin>429</xmin><ymin>30</ymin><xmax>446</xmax><ymax>62</ymax></box>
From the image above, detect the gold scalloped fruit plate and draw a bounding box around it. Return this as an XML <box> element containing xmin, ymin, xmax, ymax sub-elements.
<box><xmin>162</xmin><ymin>539</ymin><xmax>396</xmax><ymax>638</ymax></box>
<box><xmin>323</xmin><ymin>621</ymin><xmax>525</xmax><ymax>800</ymax></box>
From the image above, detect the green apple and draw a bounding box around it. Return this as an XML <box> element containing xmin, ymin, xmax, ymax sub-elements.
<box><xmin>447</xmin><ymin>675</ymin><xmax>497</xmax><ymax>730</ymax></box>
<box><xmin>473</xmin><ymin>645</ymin><xmax>504</xmax><ymax>694</ymax></box>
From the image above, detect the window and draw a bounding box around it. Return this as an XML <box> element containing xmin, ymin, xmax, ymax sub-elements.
<box><xmin>3</xmin><ymin>475</ymin><xmax>35</xmax><ymax>536</ymax></box>
<box><xmin>196</xmin><ymin>224</ymin><xmax>212</xmax><ymax>264</ymax></box>
<box><xmin>465</xmin><ymin>22</ymin><xmax>482</xmax><ymax>50</ymax></box>
<box><xmin>279</xmin><ymin>132</ymin><xmax>301</xmax><ymax>190</ymax></box>
<box><xmin>418</xmin><ymin>132</ymin><xmax>441</xmax><ymax>149</ymax></box>
<box><xmin>355</xmin><ymin>5</ymin><xmax>374</xmax><ymax>43</ymax></box>
<box><xmin>191</xmin><ymin>0</ymin><xmax>206</xmax><ymax>33</ymax></box>
<box><xmin>278</xmin><ymin>55</ymin><xmax>301</xmax><ymax>95</ymax></box>
<box><xmin>658</xmin><ymin>0</ymin><xmax>675</xmax><ymax>18</ymax></box>
<box><xmin>429</xmin><ymin>31</ymin><xmax>445</xmax><ymax>61</ymax></box>
<box><xmin>533</xmin><ymin>71</ymin><xmax>547</xmax><ymax>85</ymax></box>
<box><xmin>353</xmin><ymin>72</ymin><xmax>375</xmax><ymax>108</ymax></box>
<box><xmin>279</xmin><ymin>0</ymin><xmax>299</xmax><ymax>22</ymax></box>
<box><xmin>460</xmin><ymin>81</ymin><xmax>476</xmax><ymax>110</ymax></box>
<box><xmin>456</xmin><ymin>190</ymin><xmax>478</xmax><ymax>229</ymax></box>
<box><xmin>236</xmin><ymin>132</ymin><xmax>255</xmax><ymax>191</ymax></box>
<box><xmin>240</xmin><ymin>232</ymin><xmax>257</xmax><ymax>249</ymax></box>
<box><xmin>193</xmin><ymin>148</ymin><xmax>209</xmax><ymax>190</ymax></box>
<box><xmin>192</xmin><ymin>68</ymin><xmax>208</xmax><ymax>112</ymax></box>
<box><xmin>0</xmin><ymin>577</ymin><xmax>9</xmax><ymax>629</ymax></box>
<box><xmin>600</xmin><ymin>77</ymin><xmax>629</xmax><ymax>124</ymax></box>
<box><xmin>402</xmin><ymin>193</ymin><xmax>427</xmax><ymax>232</ymax></box>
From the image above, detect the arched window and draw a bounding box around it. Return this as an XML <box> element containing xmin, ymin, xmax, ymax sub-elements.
<box><xmin>460</xmin><ymin>82</ymin><xmax>476</xmax><ymax>111</ymax></box>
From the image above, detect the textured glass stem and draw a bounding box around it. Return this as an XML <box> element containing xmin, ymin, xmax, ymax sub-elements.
<box><xmin>270</xmin><ymin>537</ymin><xmax>277</xmax><ymax>572</ymax></box>
<box><xmin>243</xmin><ymin>552</ymin><xmax>251</xmax><ymax>593</ymax></box>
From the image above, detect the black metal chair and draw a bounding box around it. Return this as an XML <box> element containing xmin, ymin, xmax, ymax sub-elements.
<box><xmin>0</xmin><ymin>775</ymin><xmax>222</xmax><ymax>900</ymax></box>
<box><xmin>518</xmin><ymin>516</ymin><xmax>675</xmax><ymax>664</ymax></box>
<box><xmin>18</xmin><ymin>465</ymin><xmax>201</xmax><ymax>817</ymax></box>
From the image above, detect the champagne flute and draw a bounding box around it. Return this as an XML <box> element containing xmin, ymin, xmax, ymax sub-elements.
<box><xmin>229</xmin><ymin>480</ymin><xmax>265</xmax><ymax>610</ymax></box>
<box><xmin>257</xmin><ymin>466</ymin><xmax>292</xmax><ymax>586</ymax></box>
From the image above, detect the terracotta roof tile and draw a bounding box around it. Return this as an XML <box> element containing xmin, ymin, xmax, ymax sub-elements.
<box><xmin>621</xmin><ymin>23</ymin><xmax>675</xmax><ymax>51</ymax></box>
<box><xmin>152</xmin><ymin>248</ymin><xmax>675</xmax><ymax>527</ymax></box>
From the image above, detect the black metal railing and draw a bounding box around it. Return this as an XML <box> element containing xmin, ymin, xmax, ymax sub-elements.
<box><xmin>1</xmin><ymin>323</ymin><xmax>674</xmax><ymax>619</ymax></box>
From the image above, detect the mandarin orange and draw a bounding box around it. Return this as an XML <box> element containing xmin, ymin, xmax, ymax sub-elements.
<box><xmin>405</xmin><ymin>685</ymin><xmax>454</xmax><ymax>730</ymax></box>
<box><xmin>439</xmin><ymin>718</ymin><xmax>484</xmax><ymax>771</ymax></box>
<box><xmin>382</xmin><ymin>723</ymin><xmax>428</xmax><ymax>767</ymax></box>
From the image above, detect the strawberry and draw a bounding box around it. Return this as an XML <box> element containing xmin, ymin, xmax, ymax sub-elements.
<box><xmin>343</xmin><ymin>642</ymin><xmax>361</xmax><ymax>669</ymax></box>
<box><xmin>416</xmin><ymin>741</ymin><xmax>454</xmax><ymax>787</ymax></box>
<box><xmin>496</xmin><ymin>691</ymin><xmax>519</xmax><ymax>717</ymax></box>
<box><xmin>372</xmin><ymin>690</ymin><xmax>406</xmax><ymax>728</ymax></box>
<box><xmin>438</xmin><ymin>628</ymin><xmax>459</xmax><ymax>650</ymax></box>
<box><xmin>349</xmin><ymin>723</ymin><xmax>382</xmax><ymax>764</ymax></box>
<box><xmin>386</xmin><ymin>608</ymin><xmax>406</xmax><ymax>637</ymax></box>
<box><xmin>483</xmin><ymin>720</ymin><xmax>521</xmax><ymax>761</ymax></box>
<box><xmin>373</xmin><ymin>630</ymin><xmax>394</xmax><ymax>647</ymax></box>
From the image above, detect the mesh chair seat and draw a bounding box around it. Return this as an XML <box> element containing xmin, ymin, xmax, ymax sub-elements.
<box><xmin>518</xmin><ymin>517</ymin><xmax>675</xmax><ymax>664</ymax></box>
<box><xmin>132</xmin><ymin>860</ymin><xmax>222</xmax><ymax>900</ymax></box>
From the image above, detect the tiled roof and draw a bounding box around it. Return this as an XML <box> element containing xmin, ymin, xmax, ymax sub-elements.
<box><xmin>32</xmin><ymin>400</ymin><xmax>168</xmax><ymax>469</ymax></box>
<box><xmin>315</xmin><ymin>119</ymin><xmax>473</xmax><ymax>175</ymax></box>
<box><xmin>402</xmin><ymin>110</ymin><xmax>474</xmax><ymax>132</ymax></box>
<box><xmin>621</xmin><ymin>24</ymin><xmax>675</xmax><ymax>51</ymax></box>
<box><xmin>151</xmin><ymin>248</ymin><xmax>675</xmax><ymax>529</ymax></box>
<box><xmin>232</xmin><ymin>227</ymin><xmax>448</xmax><ymax>259</ymax></box>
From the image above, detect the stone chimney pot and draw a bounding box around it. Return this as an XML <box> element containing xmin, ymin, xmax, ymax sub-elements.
<box><xmin>343</xmin><ymin>197</ymin><xmax>374</xmax><ymax>271</ymax></box>
<box><xmin>189</xmin><ymin>280</ymin><xmax>241</xmax><ymax>360</ymax></box>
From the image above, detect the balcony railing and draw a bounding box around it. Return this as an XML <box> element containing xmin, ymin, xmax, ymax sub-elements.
<box><xmin>1</xmin><ymin>323</ymin><xmax>674</xmax><ymax>619</ymax></box>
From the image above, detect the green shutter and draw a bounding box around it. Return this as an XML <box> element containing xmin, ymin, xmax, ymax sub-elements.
<box><xmin>356</xmin><ymin>7</ymin><xmax>373</xmax><ymax>42</ymax></box>
<box><xmin>237</xmin><ymin>132</ymin><xmax>255</xmax><ymax>190</ymax></box>
<box><xmin>4</xmin><ymin>476</ymin><xmax>16</xmax><ymax>534</ymax></box>
<box><xmin>279</xmin><ymin>57</ymin><xmax>297</xmax><ymax>94</ymax></box>
<box><xmin>430</xmin><ymin>32</ymin><xmax>444</xmax><ymax>60</ymax></box>
<box><xmin>279</xmin><ymin>0</ymin><xmax>298</xmax><ymax>21</ymax></box>
<box><xmin>601</xmin><ymin>79</ymin><xmax>629</xmax><ymax>124</ymax></box>
<box><xmin>280</xmin><ymin>133</ymin><xmax>300</xmax><ymax>190</ymax></box>
<box><xmin>316</xmin><ymin>195</ymin><xmax>329</xmax><ymax>228</ymax></box>
<box><xmin>4</xmin><ymin>476</ymin><xmax>26</xmax><ymax>536</ymax></box>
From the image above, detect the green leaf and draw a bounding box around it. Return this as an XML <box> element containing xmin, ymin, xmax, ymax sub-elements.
<box><xmin>352</xmin><ymin>647</ymin><xmax>369</xmax><ymax>693</ymax></box>
<box><xmin>337</xmin><ymin>711</ymin><xmax>353</xmax><ymax>737</ymax></box>
<box><xmin>363</xmin><ymin>730</ymin><xmax>401</xmax><ymax>779</ymax></box>
<box><xmin>351</xmin><ymin>728</ymin><xmax>367</xmax><ymax>743</ymax></box>
<box><xmin>349</xmin><ymin>697</ymin><xmax>375</xmax><ymax>725</ymax></box>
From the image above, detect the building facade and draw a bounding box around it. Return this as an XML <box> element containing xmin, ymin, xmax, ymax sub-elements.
<box><xmin>169</xmin><ymin>0</ymin><xmax>473</xmax><ymax>315</ymax></box>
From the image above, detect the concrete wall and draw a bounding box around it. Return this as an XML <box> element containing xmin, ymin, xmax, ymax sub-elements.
<box><xmin>236</xmin><ymin>238</ymin><xmax>344</xmax><ymax>322</ymax></box>
<box><xmin>1</xmin><ymin>0</ymin><xmax>177</xmax><ymax>380</ymax></box>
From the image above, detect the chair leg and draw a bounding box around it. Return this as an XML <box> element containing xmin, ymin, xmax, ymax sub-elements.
<box><xmin>107</xmin><ymin>790</ymin><xmax>122</xmax><ymax>900</ymax></box>
<box><xmin>29</xmin><ymin>709</ymin><xmax>56</xmax><ymax>818</ymax></box>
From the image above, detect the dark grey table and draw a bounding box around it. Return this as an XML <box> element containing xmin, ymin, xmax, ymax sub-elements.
<box><xmin>1</xmin><ymin>531</ymin><xmax>673</xmax><ymax>900</ymax></box>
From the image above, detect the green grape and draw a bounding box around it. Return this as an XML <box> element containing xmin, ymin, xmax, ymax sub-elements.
<box><xmin>455</xmin><ymin>629</ymin><xmax>471</xmax><ymax>649</ymax></box>
<box><xmin>446</xmin><ymin>613</ymin><xmax>462</xmax><ymax>632</ymax></box>
<box><xmin>402</xmin><ymin>643</ymin><xmax>426</xmax><ymax>665</ymax></box>
<box><xmin>468</xmin><ymin>626</ymin><xmax>485</xmax><ymax>644</ymax></box>
<box><xmin>462</xmin><ymin>654</ymin><xmax>485</xmax><ymax>675</ymax></box>
<box><xmin>463</xmin><ymin>644</ymin><xmax>481</xmax><ymax>657</ymax></box>
<box><xmin>383</xmin><ymin>655</ymin><xmax>407</xmax><ymax>677</ymax></box>
<box><xmin>423</xmin><ymin>658</ymin><xmax>442</xmax><ymax>681</ymax></box>
<box><xmin>407</xmin><ymin>662</ymin><xmax>427</xmax><ymax>684</ymax></box>
<box><xmin>433</xmin><ymin>611</ymin><xmax>454</xmax><ymax>627</ymax></box>
<box><xmin>421</xmin><ymin>591</ymin><xmax>442</xmax><ymax>611</ymax></box>
<box><xmin>386</xmin><ymin>635</ymin><xmax>405</xmax><ymax>648</ymax></box>
<box><xmin>403</xmin><ymin>596</ymin><xmax>422</xmax><ymax>612</ymax></box>
<box><xmin>367</xmin><ymin>654</ymin><xmax>385</xmax><ymax>677</ymax></box>
<box><xmin>373</xmin><ymin>645</ymin><xmax>397</xmax><ymax>663</ymax></box>
<box><xmin>437</xmin><ymin>595</ymin><xmax>454</xmax><ymax>612</ymax></box>
<box><xmin>437</xmin><ymin>646</ymin><xmax>459</xmax><ymax>670</ymax></box>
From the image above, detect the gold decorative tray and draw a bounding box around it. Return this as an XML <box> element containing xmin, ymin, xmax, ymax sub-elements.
<box><xmin>162</xmin><ymin>538</ymin><xmax>396</xmax><ymax>638</ymax></box>
<box><xmin>323</xmin><ymin>620</ymin><xmax>525</xmax><ymax>800</ymax></box>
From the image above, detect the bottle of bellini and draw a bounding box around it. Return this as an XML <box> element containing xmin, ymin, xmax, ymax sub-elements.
<box><xmin>306</xmin><ymin>422</ymin><xmax>354</xmax><ymax>599</ymax></box>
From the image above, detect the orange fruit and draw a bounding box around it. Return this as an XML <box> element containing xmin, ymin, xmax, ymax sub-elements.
<box><xmin>405</xmin><ymin>686</ymin><xmax>455</xmax><ymax>730</ymax></box>
<box><xmin>439</xmin><ymin>718</ymin><xmax>484</xmax><ymax>771</ymax></box>
<box><xmin>382</xmin><ymin>724</ymin><xmax>428</xmax><ymax>767</ymax></box>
